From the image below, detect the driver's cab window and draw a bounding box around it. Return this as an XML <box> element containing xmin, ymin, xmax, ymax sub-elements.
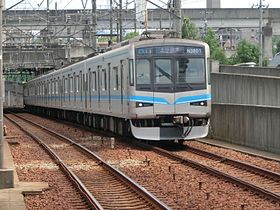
<box><xmin>155</xmin><ymin>59</ymin><xmax>172</xmax><ymax>84</ymax></box>
<box><xmin>136</xmin><ymin>59</ymin><xmax>150</xmax><ymax>85</ymax></box>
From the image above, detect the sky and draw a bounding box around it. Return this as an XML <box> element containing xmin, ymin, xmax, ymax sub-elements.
<box><xmin>5</xmin><ymin>0</ymin><xmax>280</xmax><ymax>10</ymax></box>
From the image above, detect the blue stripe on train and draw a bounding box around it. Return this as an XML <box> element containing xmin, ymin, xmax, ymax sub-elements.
<box><xmin>27</xmin><ymin>93</ymin><xmax>211</xmax><ymax>105</ymax></box>
<box><xmin>174</xmin><ymin>94</ymin><xmax>211</xmax><ymax>104</ymax></box>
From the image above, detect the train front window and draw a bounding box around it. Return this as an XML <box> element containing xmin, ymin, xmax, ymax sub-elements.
<box><xmin>155</xmin><ymin>59</ymin><xmax>172</xmax><ymax>84</ymax></box>
<box><xmin>136</xmin><ymin>59</ymin><xmax>151</xmax><ymax>85</ymax></box>
<box><xmin>136</xmin><ymin>45</ymin><xmax>206</xmax><ymax>92</ymax></box>
<box><xmin>176</xmin><ymin>58</ymin><xmax>205</xmax><ymax>85</ymax></box>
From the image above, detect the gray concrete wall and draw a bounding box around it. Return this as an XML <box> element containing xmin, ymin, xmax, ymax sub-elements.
<box><xmin>212</xmin><ymin>73</ymin><xmax>280</xmax><ymax>106</ymax></box>
<box><xmin>211</xmin><ymin>66</ymin><xmax>280</xmax><ymax>153</ymax></box>
<box><xmin>211</xmin><ymin>104</ymin><xmax>280</xmax><ymax>153</ymax></box>
<box><xmin>220</xmin><ymin>65</ymin><xmax>280</xmax><ymax>77</ymax></box>
<box><xmin>4</xmin><ymin>81</ymin><xmax>24</xmax><ymax>109</ymax></box>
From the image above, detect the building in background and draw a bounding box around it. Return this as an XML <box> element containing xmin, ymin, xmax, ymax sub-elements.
<box><xmin>207</xmin><ymin>0</ymin><xmax>221</xmax><ymax>8</ymax></box>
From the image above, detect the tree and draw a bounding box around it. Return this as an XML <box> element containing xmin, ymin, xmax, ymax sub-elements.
<box><xmin>181</xmin><ymin>17</ymin><xmax>199</xmax><ymax>40</ymax></box>
<box><xmin>231</xmin><ymin>39</ymin><xmax>259</xmax><ymax>64</ymax></box>
<box><xmin>203</xmin><ymin>28</ymin><xmax>228</xmax><ymax>64</ymax></box>
<box><xmin>273</xmin><ymin>36</ymin><xmax>280</xmax><ymax>55</ymax></box>
<box><xmin>124</xmin><ymin>31</ymin><xmax>139</xmax><ymax>40</ymax></box>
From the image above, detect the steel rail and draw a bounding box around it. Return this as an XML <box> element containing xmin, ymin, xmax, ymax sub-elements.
<box><xmin>5</xmin><ymin>114</ymin><xmax>103</xmax><ymax>210</ymax></box>
<box><xmin>185</xmin><ymin>145</ymin><xmax>280</xmax><ymax>182</ymax></box>
<box><xmin>5</xmin><ymin>113</ymin><xmax>170</xmax><ymax>210</ymax></box>
<box><xmin>133</xmin><ymin>141</ymin><xmax>280</xmax><ymax>202</ymax></box>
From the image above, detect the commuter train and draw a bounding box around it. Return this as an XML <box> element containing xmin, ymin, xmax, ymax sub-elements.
<box><xmin>24</xmin><ymin>35</ymin><xmax>211</xmax><ymax>141</ymax></box>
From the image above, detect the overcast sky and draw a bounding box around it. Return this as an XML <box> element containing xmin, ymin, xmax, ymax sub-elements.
<box><xmin>6</xmin><ymin>0</ymin><xmax>280</xmax><ymax>10</ymax></box>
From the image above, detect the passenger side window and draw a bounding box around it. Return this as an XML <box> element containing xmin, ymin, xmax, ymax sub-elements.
<box><xmin>76</xmin><ymin>75</ymin><xmax>80</xmax><ymax>93</ymax></box>
<box><xmin>69</xmin><ymin>77</ymin><xmax>73</xmax><ymax>93</ymax></box>
<box><xmin>113</xmin><ymin>67</ymin><xmax>119</xmax><ymax>90</ymax></box>
<box><xmin>129</xmin><ymin>59</ymin><xmax>134</xmax><ymax>86</ymax></box>
<box><xmin>101</xmin><ymin>69</ymin><xmax>107</xmax><ymax>91</ymax></box>
<box><xmin>92</xmin><ymin>72</ymin><xmax>97</xmax><ymax>91</ymax></box>
<box><xmin>136</xmin><ymin>59</ymin><xmax>150</xmax><ymax>85</ymax></box>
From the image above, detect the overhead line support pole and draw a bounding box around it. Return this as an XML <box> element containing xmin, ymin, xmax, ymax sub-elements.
<box><xmin>92</xmin><ymin>0</ymin><xmax>97</xmax><ymax>51</ymax></box>
<box><xmin>0</xmin><ymin>0</ymin><xmax>4</xmax><ymax>169</ymax></box>
<box><xmin>259</xmin><ymin>0</ymin><xmax>263</xmax><ymax>67</ymax></box>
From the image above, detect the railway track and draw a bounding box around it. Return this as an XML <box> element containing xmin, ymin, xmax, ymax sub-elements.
<box><xmin>5</xmin><ymin>113</ymin><xmax>170</xmax><ymax>210</ymax></box>
<box><xmin>135</xmin><ymin>141</ymin><xmax>280</xmax><ymax>202</ymax></box>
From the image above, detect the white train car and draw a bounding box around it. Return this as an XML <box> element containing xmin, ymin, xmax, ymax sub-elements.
<box><xmin>24</xmin><ymin>37</ymin><xmax>211</xmax><ymax>141</ymax></box>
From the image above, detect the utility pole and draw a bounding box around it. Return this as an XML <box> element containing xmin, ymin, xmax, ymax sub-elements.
<box><xmin>55</xmin><ymin>2</ymin><xmax>58</xmax><ymax>44</ymax></box>
<box><xmin>91</xmin><ymin>0</ymin><xmax>97</xmax><ymax>51</ymax></box>
<box><xmin>46</xmin><ymin>0</ymin><xmax>50</xmax><ymax>45</ymax></box>
<box><xmin>200</xmin><ymin>9</ymin><xmax>213</xmax><ymax>38</ymax></box>
<box><xmin>173</xmin><ymin>0</ymin><xmax>182</xmax><ymax>38</ymax></box>
<box><xmin>0</xmin><ymin>0</ymin><xmax>3</xmax><ymax>169</ymax></box>
<box><xmin>253</xmin><ymin>0</ymin><xmax>267</xmax><ymax>66</ymax></box>
<box><xmin>258</xmin><ymin>0</ymin><xmax>263</xmax><ymax>67</ymax></box>
<box><xmin>0</xmin><ymin>1</ymin><xmax>15</xmax><ymax>189</ymax></box>
<box><xmin>119</xmin><ymin>0</ymin><xmax>123</xmax><ymax>42</ymax></box>
<box><xmin>134</xmin><ymin>0</ymin><xmax>137</xmax><ymax>33</ymax></box>
<box><xmin>110</xmin><ymin>0</ymin><xmax>113</xmax><ymax>41</ymax></box>
<box><xmin>66</xmin><ymin>15</ymin><xmax>71</xmax><ymax>63</ymax></box>
<box><xmin>168</xmin><ymin>0</ymin><xmax>173</xmax><ymax>31</ymax></box>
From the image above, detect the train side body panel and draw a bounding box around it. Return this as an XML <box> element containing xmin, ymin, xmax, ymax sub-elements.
<box><xmin>24</xmin><ymin>38</ymin><xmax>211</xmax><ymax>141</ymax></box>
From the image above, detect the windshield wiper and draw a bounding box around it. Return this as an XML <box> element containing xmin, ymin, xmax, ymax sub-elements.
<box><xmin>155</xmin><ymin>64</ymin><xmax>172</xmax><ymax>81</ymax></box>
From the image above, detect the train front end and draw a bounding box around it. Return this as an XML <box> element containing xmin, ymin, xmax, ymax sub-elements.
<box><xmin>129</xmin><ymin>39</ymin><xmax>211</xmax><ymax>141</ymax></box>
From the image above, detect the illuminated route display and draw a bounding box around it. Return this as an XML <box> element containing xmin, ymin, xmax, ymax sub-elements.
<box><xmin>136</xmin><ymin>46</ymin><xmax>204</xmax><ymax>56</ymax></box>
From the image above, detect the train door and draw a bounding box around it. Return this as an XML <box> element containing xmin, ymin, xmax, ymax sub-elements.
<box><xmin>46</xmin><ymin>80</ymin><xmax>49</xmax><ymax>106</ymax></box>
<box><xmin>91</xmin><ymin>70</ymin><xmax>98</xmax><ymax>112</ymax></box>
<box><xmin>79</xmin><ymin>71</ymin><xmax>83</xmax><ymax>109</ymax></box>
<box><xmin>99</xmin><ymin>66</ymin><xmax>109</xmax><ymax>112</ymax></box>
<box><xmin>111</xmin><ymin>64</ymin><xmax>121</xmax><ymax>114</ymax></box>
<box><xmin>120</xmin><ymin>60</ymin><xmax>126</xmax><ymax>114</ymax></box>
<box><xmin>79</xmin><ymin>71</ymin><xmax>82</xmax><ymax>109</ymax></box>
<box><xmin>84</xmin><ymin>70</ymin><xmax>89</xmax><ymax>110</ymax></box>
<box><xmin>59</xmin><ymin>77</ymin><xmax>62</xmax><ymax>108</ymax></box>
<box><xmin>73</xmin><ymin>73</ymin><xmax>77</xmax><ymax>108</ymax></box>
<box><xmin>108</xmin><ymin>63</ymin><xmax>111</xmax><ymax>112</ymax></box>
<box><xmin>54</xmin><ymin>77</ymin><xmax>60</xmax><ymax>107</ymax></box>
<box><xmin>97</xmin><ymin>66</ymin><xmax>101</xmax><ymax>111</ymax></box>
<box><xmin>125</xmin><ymin>59</ymin><xmax>134</xmax><ymax>115</ymax></box>
<box><xmin>61</xmin><ymin>76</ymin><xmax>64</xmax><ymax>107</ymax></box>
<box><xmin>153</xmin><ymin>58</ymin><xmax>175</xmax><ymax>114</ymax></box>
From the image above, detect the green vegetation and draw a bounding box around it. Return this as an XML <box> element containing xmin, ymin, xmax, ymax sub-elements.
<box><xmin>124</xmin><ymin>31</ymin><xmax>139</xmax><ymax>40</ymax></box>
<box><xmin>4</xmin><ymin>71</ymin><xmax>33</xmax><ymax>83</ymax></box>
<box><xmin>202</xmin><ymin>29</ymin><xmax>228</xmax><ymax>64</ymax></box>
<box><xmin>181</xmin><ymin>16</ymin><xmax>263</xmax><ymax>65</ymax></box>
<box><xmin>229</xmin><ymin>40</ymin><xmax>259</xmax><ymax>64</ymax></box>
<box><xmin>272</xmin><ymin>36</ymin><xmax>280</xmax><ymax>55</ymax></box>
<box><xmin>181</xmin><ymin>17</ymin><xmax>199</xmax><ymax>40</ymax></box>
<box><xmin>98</xmin><ymin>36</ymin><xmax>117</xmax><ymax>42</ymax></box>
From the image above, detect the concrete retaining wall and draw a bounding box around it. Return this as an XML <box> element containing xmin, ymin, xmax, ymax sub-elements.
<box><xmin>211</xmin><ymin>66</ymin><xmax>280</xmax><ymax>153</ymax></box>
<box><xmin>4</xmin><ymin>81</ymin><xmax>24</xmax><ymax>109</ymax></box>
<box><xmin>220</xmin><ymin>65</ymin><xmax>280</xmax><ymax>77</ymax></box>
<box><xmin>211</xmin><ymin>104</ymin><xmax>280</xmax><ymax>153</ymax></box>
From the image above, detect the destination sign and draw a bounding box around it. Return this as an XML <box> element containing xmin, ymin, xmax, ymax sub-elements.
<box><xmin>136</xmin><ymin>46</ymin><xmax>204</xmax><ymax>56</ymax></box>
<box><xmin>136</xmin><ymin>47</ymin><xmax>153</xmax><ymax>55</ymax></box>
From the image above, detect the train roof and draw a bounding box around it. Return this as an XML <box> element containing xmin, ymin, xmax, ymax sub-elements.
<box><xmin>26</xmin><ymin>31</ymin><xmax>209</xmax><ymax>84</ymax></box>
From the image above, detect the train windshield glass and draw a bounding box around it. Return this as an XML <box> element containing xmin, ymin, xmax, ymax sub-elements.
<box><xmin>135</xmin><ymin>45</ymin><xmax>206</xmax><ymax>92</ymax></box>
<box><xmin>176</xmin><ymin>58</ymin><xmax>205</xmax><ymax>85</ymax></box>
<box><xmin>155</xmin><ymin>59</ymin><xmax>172</xmax><ymax>84</ymax></box>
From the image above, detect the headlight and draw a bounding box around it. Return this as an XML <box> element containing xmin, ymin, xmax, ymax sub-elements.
<box><xmin>190</xmin><ymin>100</ymin><xmax>207</xmax><ymax>106</ymax></box>
<box><xmin>136</xmin><ymin>102</ymin><xmax>154</xmax><ymax>107</ymax></box>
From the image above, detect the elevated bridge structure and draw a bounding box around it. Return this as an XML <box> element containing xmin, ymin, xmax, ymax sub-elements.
<box><xmin>4</xmin><ymin>8</ymin><xmax>280</xmax><ymax>36</ymax></box>
<box><xmin>3</xmin><ymin>8</ymin><xmax>280</xmax><ymax>73</ymax></box>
